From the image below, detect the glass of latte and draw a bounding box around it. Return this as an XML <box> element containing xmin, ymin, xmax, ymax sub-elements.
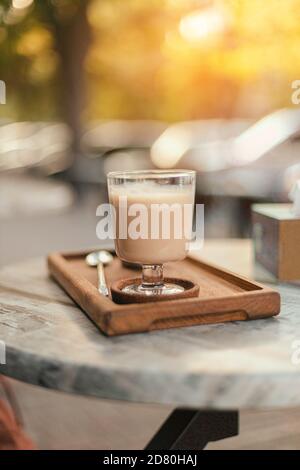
<box><xmin>107</xmin><ymin>170</ymin><xmax>196</xmax><ymax>297</ymax></box>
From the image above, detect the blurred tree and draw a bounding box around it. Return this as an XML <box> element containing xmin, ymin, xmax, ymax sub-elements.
<box><xmin>1</xmin><ymin>0</ymin><xmax>300</xmax><ymax>126</ymax></box>
<box><xmin>0</xmin><ymin>0</ymin><xmax>91</xmax><ymax>162</ymax></box>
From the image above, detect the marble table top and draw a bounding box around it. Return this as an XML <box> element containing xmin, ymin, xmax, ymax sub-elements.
<box><xmin>0</xmin><ymin>239</ymin><xmax>300</xmax><ymax>409</ymax></box>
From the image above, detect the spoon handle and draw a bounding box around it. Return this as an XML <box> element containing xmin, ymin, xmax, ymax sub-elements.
<box><xmin>97</xmin><ymin>262</ymin><xmax>109</xmax><ymax>297</ymax></box>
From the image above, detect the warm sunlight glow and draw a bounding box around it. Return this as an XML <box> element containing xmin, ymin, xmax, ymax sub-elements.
<box><xmin>12</xmin><ymin>0</ymin><xmax>34</xmax><ymax>10</ymax></box>
<box><xmin>179</xmin><ymin>7</ymin><xmax>226</xmax><ymax>42</ymax></box>
<box><xmin>2</xmin><ymin>0</ymin><xmax>300</xmax><ymax>121</ymax></box>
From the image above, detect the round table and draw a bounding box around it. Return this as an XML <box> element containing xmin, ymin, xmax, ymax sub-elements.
<box><xmin>0</xmin><ymin>240</ymin><xmax>299</xmax><ymax>449</ymax></box>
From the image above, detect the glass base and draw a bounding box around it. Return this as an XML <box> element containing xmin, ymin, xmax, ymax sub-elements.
<box><xmin>122</xmin><ymin>282</ymin><xmax>185</xmax><ymax>297</ymax></box>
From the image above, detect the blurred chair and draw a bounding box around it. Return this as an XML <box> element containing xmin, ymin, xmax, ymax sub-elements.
<box><xmin>151</xmin><ymin>109</ymin><xmax>300</xmax><ymax>200</ymax></box>
<box><xmin>0</xmin><ymin>377</ymin><xmax>35</xmax><ymax>450</ymax></box>
<box><xmin>80</xmin><ymin>120</ymin><xmax>167</xmax><ymax>183</ymax></box>
<box><xmin>150</xmin><ymin>110</ymin><xmax>300</xmax><ymax>237</ymax></box>
<box><xmin>284</xmin><ymin>163</ymin><xmax>300</xmax><ymax>196</ymax></box>
<box><xmin>0</xmin><ymin>121</ymin><xmax>72</xmax><ymax>174</ymax></box>
<box><xmin>0</xmin><ymin>121</ymin><xmax>75</xmax><ymax>217</ymax></box>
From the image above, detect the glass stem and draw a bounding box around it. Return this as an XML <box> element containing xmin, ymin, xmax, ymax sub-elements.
<box><xmin>142</xmin><ymin>264</ymin><xmax>164</xmax><ymax>288</ymax></box>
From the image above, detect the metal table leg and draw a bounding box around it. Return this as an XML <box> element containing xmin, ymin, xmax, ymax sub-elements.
<box><xmin>145</xmin><ymin>408</ymin><xmax>239</xmax><ymax>450</ymax></box>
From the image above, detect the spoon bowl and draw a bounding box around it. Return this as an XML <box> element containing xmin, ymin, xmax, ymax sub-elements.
<box><xmin>86</xmin><ymin>250</ymin><xmax>113</xmax><ymax>267</ymax></box>
<box><xmin>85</xmin><ymin>250</ymin><xmax>114</xmax><ymax>296</ymax></box>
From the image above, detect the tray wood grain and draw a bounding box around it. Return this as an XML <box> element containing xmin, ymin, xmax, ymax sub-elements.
<box><xmin>47</xmin><ymin>249</ymin><xmax>280</xmax><ymax>336</ymax></box>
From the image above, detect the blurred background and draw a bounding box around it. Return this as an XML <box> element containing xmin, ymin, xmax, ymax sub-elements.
<box><xmin>1</xmin><ymin>0</ymin><xmax>300</xmax><ymax>265</ymax></box>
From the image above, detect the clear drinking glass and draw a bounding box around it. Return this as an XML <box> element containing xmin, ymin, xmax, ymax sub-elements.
<box><xmin>107</xmin><ymin>170</ymin><xmax>196</xmax><ymax>297</ymax></box>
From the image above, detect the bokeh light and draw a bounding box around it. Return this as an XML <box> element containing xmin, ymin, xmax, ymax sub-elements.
<box><xmin>179</xmin><ymin>6</ymin><xmax>227</xmax><ymax>42</ymax></box>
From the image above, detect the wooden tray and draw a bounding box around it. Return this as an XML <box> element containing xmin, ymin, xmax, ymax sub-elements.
<box><xmin>47</xmin><ymin>249</ymin><xmax>281</xmax><ymax>336</ymax></box>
